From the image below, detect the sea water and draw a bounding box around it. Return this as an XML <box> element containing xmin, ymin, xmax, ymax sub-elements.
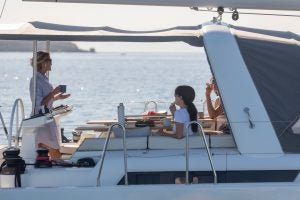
<box><xmin>0</xmin><ymin>51</ymin><xmax>212</xmax><ymax>144</ymax></box>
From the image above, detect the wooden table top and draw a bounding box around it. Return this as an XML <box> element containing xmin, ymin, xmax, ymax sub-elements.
<box><xmin>86</xmin><ymin>119</ymin><xmax>118</xmax><ymax>125</ymax></box>
<box><xmin>85</xmin><ymin>116</ymin><xmax>217</xmax><ymax>134</ymax></box>
<box><xmin>199</xmin><ymin>118</ymin><xmax>216</xmax><ymax>122</ymax></box>
<box><xmin>87</xmin><ymin>115</ymin><xmax>172</xmax><ymax>124</ymax></box>
<box><xmin>126</xmin><ymin>114</ymin><xmax>172</xmax><ymax>118</ymax></box>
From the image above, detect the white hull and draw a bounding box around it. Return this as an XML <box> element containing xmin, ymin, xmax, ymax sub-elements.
<box><xmin>1</xmin><ymin>183</ymin><xmax>300</xmax><ymax>200</ymax></box>
<box><xmin>23</xmin><ymin>0</ymin><xmax>300</xmax><ymax>11</ymax></box>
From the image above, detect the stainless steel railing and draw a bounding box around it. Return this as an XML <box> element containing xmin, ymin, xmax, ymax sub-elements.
<box><xmin>144</xmin><ymin>100</ymin><xmax>158</xmax><ymax>112</ymax></box>
<box><xmin>185</xmin><ymin>121</ymin><xmax>217</xmax><ymax>184</ymax></box>
<box><xmin>8</xmin><ymin>98</ymin><xmax>25</xmax><ymax>147</ymax></box>
<box><xmin>96</xmin><ymin>123</ymin><xmax>128</xmax><ymax>186</ymax></box>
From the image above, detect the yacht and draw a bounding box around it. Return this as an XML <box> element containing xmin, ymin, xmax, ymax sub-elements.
<box><xmin>0</xmin><ymin>1</ymin><xmax>300</xmax><ymax>199</ymax></box>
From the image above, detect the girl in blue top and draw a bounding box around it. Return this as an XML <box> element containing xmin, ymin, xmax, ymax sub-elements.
<box><xmin>159</xmin><ymin>85</ymin><xmax>198</xmax><ymax>139</ymax></box>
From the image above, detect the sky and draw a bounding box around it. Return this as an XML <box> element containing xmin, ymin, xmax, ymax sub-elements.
<box><xmin>0</xmin><ymin>0</ymin><xmax>299</xmax><ymax>52</ymax></box>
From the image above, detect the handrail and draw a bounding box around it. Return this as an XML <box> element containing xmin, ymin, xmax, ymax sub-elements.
<box><xmin>96</xmin><ymin>123</ymin><xmax>128</xmax><ymax>186</ymax></box>
<box><xmin>8</xmin><ymin>98</ymin><xmax>25</xmax><ymax>148</ymax></box>
<box><xmin>144</xmin><ymin>101</ymin><xmax>158</xmax><ymax>112</ymax></box>
<box><xmin>185</xmin><ymin>121</ymin><xmax>217</xmax><ymax>184</ymax></box>
<box><xmin>0</xmin><ymin>106</ymin><xmax>8</xmax><ymax>138</ymax></box>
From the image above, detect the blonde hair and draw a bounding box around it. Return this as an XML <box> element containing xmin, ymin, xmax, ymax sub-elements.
<box><xmin>30</xmin><ymin>51</ymin><xmax>51</xmax><ymax>69</ymax></box>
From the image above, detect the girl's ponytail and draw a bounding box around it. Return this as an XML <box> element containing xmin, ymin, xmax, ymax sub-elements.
<box><xmin>186</xmin><ymin>101</ymin><xmax>198</xmax><ymax>132</ymax></box>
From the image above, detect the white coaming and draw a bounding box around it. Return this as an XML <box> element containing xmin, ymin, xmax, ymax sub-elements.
<box><xmin>202</xmin><ymin>23</ymin><xmax>283</xmax><ymax>154</ymax></box>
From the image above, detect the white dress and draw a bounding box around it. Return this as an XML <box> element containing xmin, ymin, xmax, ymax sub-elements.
<box><xmin>30</xmin><ymin>72</ymin><xmax>60</xmax><ymax>149</ymax></box>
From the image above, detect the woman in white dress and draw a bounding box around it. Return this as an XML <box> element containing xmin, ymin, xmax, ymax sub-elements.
<box><xmin>30</xmin><ymin>51</ymin><xmax>70</xmax><ymax>158</ymax></box>
<box><xmin>159</xmin><ymin>85</ymin><xmax>198</xmax><ymax>139</ymax></box>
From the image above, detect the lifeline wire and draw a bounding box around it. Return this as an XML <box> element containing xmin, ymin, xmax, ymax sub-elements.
<box><xmin>0</xmin><ymin>0</ymin><xmax>7</xmax><ymax>20</ymax></box>
<box><xmin>191</xmin><ymin>7</ymin><xmax>300</xmax><ymax>18</ymax></box>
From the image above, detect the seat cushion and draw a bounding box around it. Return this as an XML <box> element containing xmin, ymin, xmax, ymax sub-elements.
<box><xmin>113</xmin><ymin>126</ymin><xmax>150</xmax><ymax>137</ymax></box>
<box><xmin>77</xmin><ymin>136</ymin><xmax>148</xmax><ymax>151</ymax></box>
<box><xmin>60</xmin><ymin>143</ymin><xmax>79</xmax><ymax>154</ymax></box>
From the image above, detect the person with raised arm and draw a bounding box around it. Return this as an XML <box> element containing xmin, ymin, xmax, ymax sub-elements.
<box><xmin>159</xmin><ymin>85</ymin><xmax>198</xmax><ymax>139</ymax></box>
<box><xmin>205</xmin><ymin>77</ymin><xmax>230</xmax><ymax>133</ymax></box>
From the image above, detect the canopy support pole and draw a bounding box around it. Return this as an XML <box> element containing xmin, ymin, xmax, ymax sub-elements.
<box><xmin>45</xmin><ymin>40</ymin><xmax>50</xmax><ymax>78</ymax></box>
<box><xmin>32</xmin><ymin>40</ymin><xmax>37</xmax><ymax>115</ymax></box>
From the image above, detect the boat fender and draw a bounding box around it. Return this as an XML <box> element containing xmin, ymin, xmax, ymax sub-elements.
<box><xmin>76</xmin><ymin>157</ymin><xmax>95</xmax><ymax>167</ymax></box>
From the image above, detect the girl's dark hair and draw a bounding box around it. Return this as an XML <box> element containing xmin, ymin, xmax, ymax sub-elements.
<box><xmin>175</xmin><ymin>85</ymin><xmax>198</xmax><ymax>132</ymax></box>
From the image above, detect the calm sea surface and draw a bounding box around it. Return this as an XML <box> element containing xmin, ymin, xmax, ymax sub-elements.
<box><xmin>0</xmin><ymin>51</ymin><xmax>211</xmax><ymax>144</ymax></box>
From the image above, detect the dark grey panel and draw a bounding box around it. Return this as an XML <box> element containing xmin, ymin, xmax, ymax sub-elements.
<box><xmin>118</xmin><ymin>170</ymin><xmax>298</xmax><ymax>184</ymax></box>
<box><xmin>236</xmin><ymin>36</ymin><xmax>300</xmax><ymax>152</ymax></box>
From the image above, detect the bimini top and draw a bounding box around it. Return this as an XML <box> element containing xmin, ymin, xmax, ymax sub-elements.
<box><xmin>0</xmin><ymin>21</ymin><xmax>299</xmax><ymax>153</ymax></box>
<box><xmin>0</xmin><ymin>21</ymin><xmax>203</xmax><ymax>47</ymax></box>
<box><xmin>23</xmin><ymin>0</ymin><xmax>300</xmax><ymax>11</ymax></box>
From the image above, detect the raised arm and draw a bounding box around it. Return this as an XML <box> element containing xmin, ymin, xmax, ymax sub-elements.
<box><xmin>205</xmin><ymin>83</ymin><xmax>224</xmax><ymax>119</ymax></box>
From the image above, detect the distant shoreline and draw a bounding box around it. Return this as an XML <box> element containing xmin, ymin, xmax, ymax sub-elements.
<box><xmin>0</xmin><ymin>41</ymin><xmax>94</xmax><ymax>52</ymax></box>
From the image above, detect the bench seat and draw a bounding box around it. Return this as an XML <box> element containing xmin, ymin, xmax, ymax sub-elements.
<box><xmin>77</xmin><ymin>136</ymin><xmax>148</xmax><ymax>151</ymax></box>
<box><xmin>148</xmin><ymin>134</ymin><xmax>235</xmax><ymax>149</ymax></box>
<box><xmin>62</xmin><ymin>134</ymin><xmax>235</xmax><ymax>156</ymax></box>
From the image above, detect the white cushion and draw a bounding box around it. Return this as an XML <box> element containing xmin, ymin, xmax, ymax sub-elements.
<box><xmin>210</xmin><ymin>134</ymin><xmax>235</xmax><ymax>148</ymax></box>
<box><xmin>77</xmin><ymin>137</ymin><xmax>147</xmax><ymax>151</ymax></box>
<box><xmin>113</xmin><ymin>126</ymin><xmax>150</xmax><ymax>137</ymax></box>
<box><xmin>60</xmin><ymin>143</ymin><xmax>79</xmax><ymax>154</ymax></box>
<box><xmin>60</xmin><ymin>133</ymin><xmax>100</xmax><ymax>154</ymax></box>
<box><xmin>148</xmin><ymin>134</ymin><xmax>236</xmax><ymax>149</ymax></box>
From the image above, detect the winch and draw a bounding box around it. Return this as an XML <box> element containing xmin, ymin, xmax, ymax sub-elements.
<box><xmin>0</xmin><ymin>147</ymin><xmax>26</xmax><ymax>188</ymax></box>
<box><xmin>35</xmin><ymin>148</ymin><xmax>52</xmax><ymax>168</ymax></box>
